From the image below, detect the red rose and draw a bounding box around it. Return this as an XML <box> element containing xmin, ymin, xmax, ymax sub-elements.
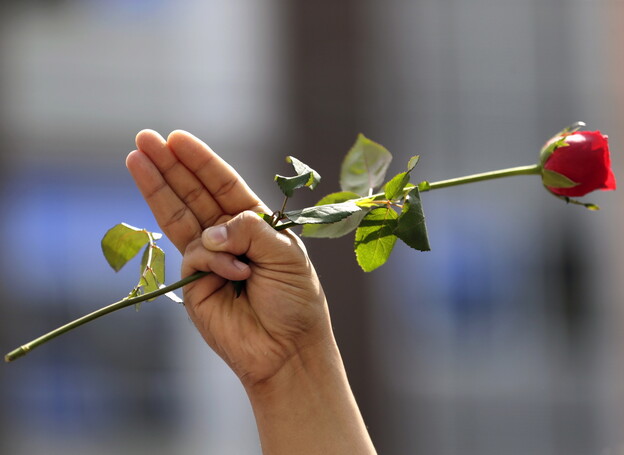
<box><xmin>541</xmin><ymin>130</ymin><xmax>616</xmax><ymax>197</ymax></box>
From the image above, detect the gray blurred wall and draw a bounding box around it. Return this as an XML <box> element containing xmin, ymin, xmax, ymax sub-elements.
<box><xmin>0</xmin><ymin>1</ymin><xmax>622</xmax><ymax>454</ymax></box>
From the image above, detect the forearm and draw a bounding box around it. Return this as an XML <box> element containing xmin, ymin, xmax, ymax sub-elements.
<box><xmin>246</xmin><ymin>337</ymin><xmax>377</xmax><ymax>455</ymax></box>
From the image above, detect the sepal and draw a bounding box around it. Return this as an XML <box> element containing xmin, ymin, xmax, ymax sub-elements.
<box><xmin>549</xmin><ymin>192</ymin><xmax>600</xmax><ymax>211</ymax></box>
<box><xmin>539</xmin><ymin>121</ymin><xmax>585</xmax><ymax>166</ymax></box>
<box><xmin>541</xmin><ymin>168</ymin><xmax>578</xmax><ymax>189</ymax></box>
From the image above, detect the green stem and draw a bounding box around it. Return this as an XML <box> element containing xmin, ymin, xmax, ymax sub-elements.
<box><xmin>418</xmin><ymin>164</ymin><xmax>542</xmax><ymax>192</ymax></box>
<box><xmin>5</xmin><ymin>164</ymin><xmax>543</xmax><ymax>362</ymax></box>
<box><xmin>4</xmin><ymin>271</ymin><xmax>210</xmax><ymax>362</ymax></box>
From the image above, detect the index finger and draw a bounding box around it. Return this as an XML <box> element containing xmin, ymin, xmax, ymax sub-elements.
<box><xmin>126</xmin><ymin>148</ymin><xmax>203</xmax><ymax>253</ymax></box>
<box><xmin>167</xmin><ymin>130</ymin><xmax>269</xmax><ymax>216</ymax></box>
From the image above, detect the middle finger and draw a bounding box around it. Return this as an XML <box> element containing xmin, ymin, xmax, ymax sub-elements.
<box><xmin>136</xmin><ymin>129</ymin><xmax>223</xmax><ymax>228</ymax></box>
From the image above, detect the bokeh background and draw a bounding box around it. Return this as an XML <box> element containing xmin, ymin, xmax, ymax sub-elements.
<box><xmin>0</xmin><ymin>1</ymin><xmax>622</xmax><ymax>454</ymax></box>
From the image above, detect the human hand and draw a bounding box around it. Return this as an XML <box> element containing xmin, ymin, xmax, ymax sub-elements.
<box><xmin>181</xmin><ymin>211</ymin><xmax>332</xmax><ymax>386</ymax></box>
<box><xmin>126</xmin><ymin>130</ymin><xmax>333</xmax><ymax>387</ymax></box>
<box><xmin>127</xmin><ymin>130</ymin><xmax>375</xmax><ymax>454</ymax></box>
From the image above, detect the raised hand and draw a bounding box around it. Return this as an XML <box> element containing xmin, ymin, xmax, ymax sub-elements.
<box><xmin>126</xmin><ymin>130</ymin><xmax>332</xmax><ymax>385</ymax></box>
<box><xmin>127</xmin><ymin>130</ymin><xmax>375</xmax><ymax>454</ymax></box>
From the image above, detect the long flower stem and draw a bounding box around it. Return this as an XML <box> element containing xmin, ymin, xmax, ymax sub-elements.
<box><xmin>5</xmin><ymin>164</ymin><xmax>543</xmax><ymax>362</ymax></box>
<box><xmin>418</xmin><ymin>164</ymin><xmax>542</xmax><ymax>192</ymax></box>
<box><xmin>4</xmin><ymin>271</ymin><xmax>210</xmax><ymax>362</ymax></box>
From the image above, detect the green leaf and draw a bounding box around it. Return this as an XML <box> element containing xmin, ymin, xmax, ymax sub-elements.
<box><xmin>284</xmin><ymin>201</ymin><xmax>362</xmax><ymax>225</ymax></box>
<box><xmin>394</xmin><ymin>188</ymin><xmax>431</xmax><ymax>251</ymax></box>
<box><xmin>140</xmin><ymin>244</ymin><xmax>165</xmax><ymax>287</ymax></box>
<box><xmin>101</xmin><ymin>223</ymin><xmax>161</xmax><ymax>272</ymax></box>
<box><xmin>541</xmin><ymin>169</ymin><xmax>579</xmax><ymax>189</ymax></box>
<box><xmin>274</xmin><ymin>156</ymin><xmax>321</xmax><ymax>197</ymax></box>
<box><xmin>340</xmin><ymin>134</ymin><xmax>392</xmax><ymax>196</ymax></box>
<box><xmin>406</xmin><ymin>155</ymin><xmax>420</xmax><ymax>172</ymax></box>
<box><xmin>287</xmin><ymin>156</ymin><xmax>321</xmax><ymax>190</ymax></box>
<box><xmin>302</xmin><ymin>191</ymin><xmax>368</xmax><ymax>238</ymax></box>
<box><xmin>283</xmin><ymin>200</ymin><xmax>362</xmax><ymax>225</ymax></box>
<box><xmin>384</xmin><ymin>172</ymin><xmax>410</xmax><ymax>201</ymax></box>
<box><xmin>138</xmin><ymin>244</ymin><xmax>166</xmax><ymax>301</ymax></box>
<box><xmin>274</xmin><ymin>174</ymin><xmax>313</xmax><ymax>198</ymax></box>
<box><xmin>383</xmin><ymin>155</ymin><xmax>421</xmax><ymax>200</ymax></box>
<box><xmin>354</xmin><ymin>207</ymin><xmax>399</xmax><ymax>272</ymax></box>
<box><xmin>352</xmin><ymin>196</ymin><xmax>381</xmax><ymax>208</ymax></box>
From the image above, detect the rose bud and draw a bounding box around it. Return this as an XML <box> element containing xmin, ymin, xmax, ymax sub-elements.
<box><xmin>540</xmin><ymin>128</ymin><xmax>616</xmax><ymax>198</ymax></box>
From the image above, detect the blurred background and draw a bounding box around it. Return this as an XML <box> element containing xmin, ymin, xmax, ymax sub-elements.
<box><xmin>0</xmin><ymin>1</ymin><xmax>622</xmax><ymax>454</ymax></box>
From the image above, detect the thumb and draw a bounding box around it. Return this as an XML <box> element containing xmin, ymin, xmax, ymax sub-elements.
<box><xmin>201</xmin><ymin>211</ymin><xmax>307</xmax><ymax>269</ymax></box>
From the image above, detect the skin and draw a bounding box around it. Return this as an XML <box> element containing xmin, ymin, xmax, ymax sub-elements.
<box><xmin>126</xmin><ymin>129</ymin><xmax>376</xmax><ymax>455</ymax></box>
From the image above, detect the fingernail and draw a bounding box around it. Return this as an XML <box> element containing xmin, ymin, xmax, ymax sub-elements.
<box><xmin>233</xmin><ymin>258</ymin><xmax>249</xmax><ymax>272</ymax></box>
<box><xmin>203</xmin><ymin>225</ymin><xmax>227</xmax><ymax>245</ymax></box>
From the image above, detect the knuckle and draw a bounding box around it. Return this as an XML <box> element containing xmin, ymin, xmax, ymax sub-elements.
<box><xmin>162</xmin><ymin>205</ymin><xmax>188</xmax><ymax>228</ymax></box>
<box><xmin>181</xmin><ymin>186</ymin><xmax>204</xmax><ymax>205</ymax></box>
<box><xmin>231</xmin><ymin>210</ymin><xmax>260</xmax><ymax>226</ymax></box>
<box><xmin>212</xmin><ymin>177</ymin><xmax>238</xmax><ymax>199</ymax></box>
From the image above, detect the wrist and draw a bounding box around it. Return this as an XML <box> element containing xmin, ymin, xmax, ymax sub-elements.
<box><xmin>244</xmin><ymin>331</ymin><xmax>342</xmax><ymax>400</ymax></box>
<box><xmin>245</xmin><ymin>334</ymin><xmax>376</xmax><ymax>454</ymax></box>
